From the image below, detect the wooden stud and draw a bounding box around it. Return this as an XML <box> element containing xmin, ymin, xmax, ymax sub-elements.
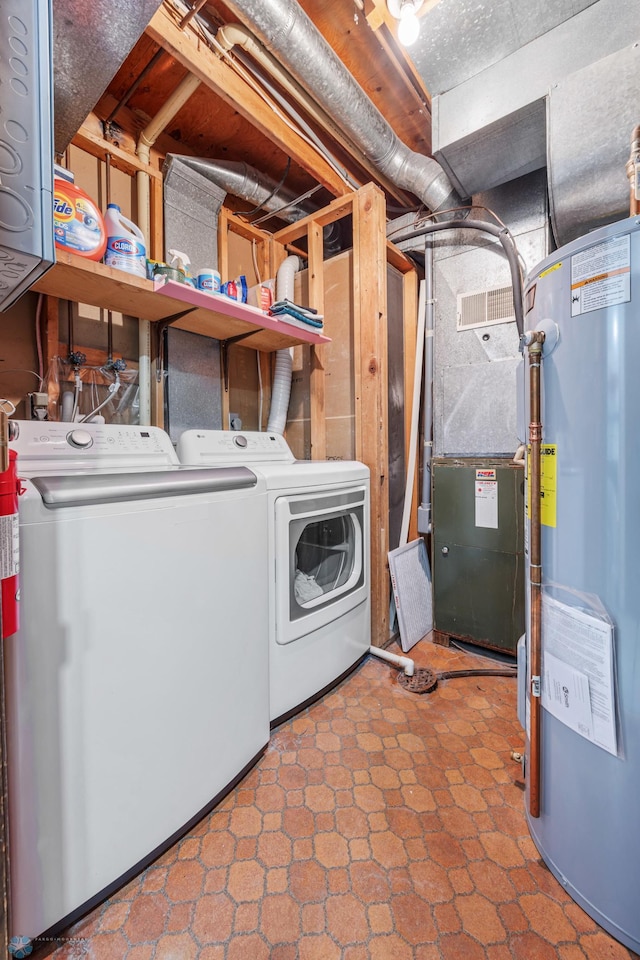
<box><xmin>352</xmin><ymin>184</ymin><xmax>389</xmax><ymax>647</ymax></box>
<box><xmin>307</xmin><ymin>219</ymin><xmax>326</xmax><ymax>461</ymax></box>
<box><xmin>218</xmin><ymin>208</ymin><xmax>231</xmax><ymax>286</ymax></box>
<box><xmin>149</xmin><ymin>174</ymin><xmax>164</xmax><ymax>263</ymax></box>
<box><xmin>273</xmin><ymin>195</ymin><xmax>356</xmax><ymax>246</ymax></box>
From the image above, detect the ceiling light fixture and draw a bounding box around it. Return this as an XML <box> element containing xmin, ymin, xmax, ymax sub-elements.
<box><xmin>386</xmin><ymin>0</ymin><xmax>424</xmax><ymax>48</ymax></box>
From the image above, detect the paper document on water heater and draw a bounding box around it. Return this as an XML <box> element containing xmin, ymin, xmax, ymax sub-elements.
<box><xmin>541</xmin><ymin>596</ymin><xmax>617</xmax><ymax>756</ymax></box>
<box><xmin>541</xmin><ymin>652</ymin><xmax>593</xmax><ymax>740</ymax></box>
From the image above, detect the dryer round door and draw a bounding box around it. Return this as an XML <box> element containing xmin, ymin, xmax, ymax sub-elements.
<box><xmin>275</xmin><ymin>484</ymin><xmax>369</xmax><ymax>645</ymax></box>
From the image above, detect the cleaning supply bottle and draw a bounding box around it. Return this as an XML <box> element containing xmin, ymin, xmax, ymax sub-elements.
<box><xmin>168</xmin><ymin>249</ymin><xmax>196</xmax><ymax>287</ymax></box>
<box><xmin>104</xmin><ymin>204</ymin><xmax>147</xmax><ymax>278</ymax></box>
<box><xmin>53</xmin><ymin>180</ymin><xmax>107</xmax><ymax>261</ymax></box>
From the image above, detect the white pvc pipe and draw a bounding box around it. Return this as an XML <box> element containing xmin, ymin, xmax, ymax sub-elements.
<box><xmin>267</xmin><ymin>255</ymin><xmax>301</xmax><ymax>434</ymax></box>
<box><xmin>369</xmin><ymin>645</ymin><xmax>415</xmax><ymax>677</ymax></box>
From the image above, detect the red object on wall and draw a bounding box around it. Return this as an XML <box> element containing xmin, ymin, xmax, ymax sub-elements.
<box><xmin>0</xmin><ymin>449</ymin><xmax>23</xmax><ymax>639</ymax></box>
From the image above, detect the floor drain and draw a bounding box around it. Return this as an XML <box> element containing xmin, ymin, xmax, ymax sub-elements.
<box><xmin>397</xmin><ymin>667</ymin><xmax>438</xmax><ymax>694</ymax></box>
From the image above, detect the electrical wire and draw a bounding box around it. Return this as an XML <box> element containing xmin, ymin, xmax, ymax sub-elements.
<box><xmin>0</xmin><ymin>370</ymin><xmax>44</xmax><ymax>387</ymax></box>
<box><xmin>251</xmin><ymin>240</ymin><xmax>262</xmax><ymax>284</ymax></box>
<box><xmin>35</xmin><ymin>294</ymin><xmax>44</xmax><ymax>381</ymax></box>
<box><xmin>389</xmin><ymin>203</ymin><xmax>526</xmax><ymax>284</ymax></box>
<box><xmin>387</xmin><ymin>215</ymin><xmax>525</xmax><ymax>339</ymax></box>
<box><xmin>256</xmin><ymin>353</ymin><xmax>263</xmax><ymax>430</ymax></box>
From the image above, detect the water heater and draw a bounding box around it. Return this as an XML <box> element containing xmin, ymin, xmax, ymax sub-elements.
<box><xmin>523</xmin><ymin>215</ymin><xmax>640</xmax><ymax>952</ymax></box>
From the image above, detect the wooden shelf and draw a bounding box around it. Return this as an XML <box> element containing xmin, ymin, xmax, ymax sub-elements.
<box><xmin>33</xmin><ymin>252</ymin><xmax>331</xmax><ymax>352</ymax></box>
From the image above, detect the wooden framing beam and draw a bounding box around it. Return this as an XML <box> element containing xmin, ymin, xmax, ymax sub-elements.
<box><xmin>146</xmin><ymin>5</ymin><xmax>352</xmax><ymax>199</ymax></box>
<box><xmin>273</xmin><ymin>195</ymin><xmax>357</xmax><ymax>246</ymax></box>
<box><xmin>307</xmin><ymin>219</ymin><xmax>326</xmax><ymax>460</ymax></box>
<box><xmin>72</xmin><ymin>120</ymin><xmax>163</xmax><ymax>181</ymax></box>
<box><xmin>352</xmin><ymin>183</ymin><xmax>389</xmax><ymax>647</ymax></box>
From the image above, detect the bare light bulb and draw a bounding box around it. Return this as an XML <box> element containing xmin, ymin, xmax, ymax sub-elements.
<box><xmin>398</xmin><ymin>4</ymin><xmax>420</xmax><ymax>46</ymax></box>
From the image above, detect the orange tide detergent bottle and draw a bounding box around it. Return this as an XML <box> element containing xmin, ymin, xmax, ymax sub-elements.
<box><xmin>53</xmin><ymin>179</ymin><xmax>107</xmax><ymax>260</ymax></box>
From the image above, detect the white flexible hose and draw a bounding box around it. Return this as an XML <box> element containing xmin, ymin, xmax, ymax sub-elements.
<box><xmin>81</xmin><ymin>373</ymin><xmax>120</xmax><ymax>423</ymax></box>
<box><xmin>267</xmin><ymin>255</ymin><xmax>301</xmax><ymax>434</ymax></box>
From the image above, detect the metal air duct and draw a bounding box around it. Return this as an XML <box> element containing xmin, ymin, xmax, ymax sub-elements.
<box><xmin>165</xmin><ymin>156</ymin><xmax>316</xmax><ymax>223</ymax></box>
<box><xmin>52</xmin><ymin>0</ymin><xmax>165</xmax><ymax>156</ymax></box>
<box><xmin>164</xmin><ymin>155</ymin><xmax>346</xmax><ymax>255</ymax></box>
<box><xmin>221</xmin><ymin>0</ymin><xmax>463</xmax><ymax>215</ymax></box>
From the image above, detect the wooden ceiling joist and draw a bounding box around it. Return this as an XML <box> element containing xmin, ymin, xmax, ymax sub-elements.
<box><xmin>146</xmin><ymin>4</ymin><xmax>353</xmax><ymax>199</ymax></box>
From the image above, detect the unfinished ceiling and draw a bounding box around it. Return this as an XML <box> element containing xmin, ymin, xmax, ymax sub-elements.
<box><xmin>52</xmin><ymin>0</ymin><xmax>639</xmax><ymax>239</ymax></box>
<box><xmin>53</xmin><ymin>0</ymin><xmax>437</xmax><ymax>224</ymax></box>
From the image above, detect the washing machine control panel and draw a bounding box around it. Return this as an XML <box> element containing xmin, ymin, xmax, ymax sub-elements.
<box><xmin>10</xmin><ymin>421</ymin><xmax>179</xmax><ymax>471</ymax></box>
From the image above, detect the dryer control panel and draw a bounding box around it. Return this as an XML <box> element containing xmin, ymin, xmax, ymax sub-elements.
<box><xmin>178</xmin><ymin>429</ymin><xmax>295</xmax><ymax>465</ymax></box>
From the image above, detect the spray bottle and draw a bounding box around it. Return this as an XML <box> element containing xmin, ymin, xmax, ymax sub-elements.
<box><xmin>168</xmin><ymin>249</ymin><xmax>196</xmax><ymax>287</ymax></box>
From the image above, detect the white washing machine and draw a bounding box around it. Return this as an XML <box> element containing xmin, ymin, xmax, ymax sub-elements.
<box><xmin>6</xmin><ymin>421</ymin><xmax>269</xmax><ymax>942</ymax></box>
<box><xmin>177</xmin><ymin>430</ymin><xmax>370</xmax><ymax>725</ymax></box>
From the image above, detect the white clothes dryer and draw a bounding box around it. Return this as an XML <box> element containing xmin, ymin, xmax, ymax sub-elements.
<box><xmin>177</xmin><ymin>430</ymin><xmax>371</xmax><ymax>725</ymax></box>
<box><xmin>6</xmin><ymin>421</ymin><xmax>269</xmax><ymax>942</ymax></box>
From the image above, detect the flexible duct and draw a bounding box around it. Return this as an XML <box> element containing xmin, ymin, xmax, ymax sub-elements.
<box><xmin>267</xmin><ymin>255</ymin><xmax>301</xmax><ymax>434</ymax></box>
<box><xmin>164</xmin><ymin>156</ymin><xmax>314</xmax><ymax>224</ymax></box>
<box><xmin>221</xmin><ymin>0</ymin><xmax>463</xmax><ymax>214</ymax></box>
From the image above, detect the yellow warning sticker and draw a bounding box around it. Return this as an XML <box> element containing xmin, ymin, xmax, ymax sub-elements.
<box><xmin>539</xmin><ymin>262</ymin><xmax>562</xmax><ymax>279</ymax></box>
<box><xmin>527</xmin><ymin>443</ymin><xmax>557</xmax><ymax>528</ymax></box>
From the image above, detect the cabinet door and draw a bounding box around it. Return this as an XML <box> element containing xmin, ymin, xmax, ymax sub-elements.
<box><xmin>432</xmin><ymin>461</ymin><xmax>525</xmax><ymax>653</ymax></box>
<box><xmin>432</xmin><ymin>542</ymin><xmax>524</xmax><ymax>652</ymax></box>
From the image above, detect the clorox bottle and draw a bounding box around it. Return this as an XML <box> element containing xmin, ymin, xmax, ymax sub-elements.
<box><xmin>104</xmin><ymin>204</ymin><xmax>147</xmax><ymax>278</ymax></box>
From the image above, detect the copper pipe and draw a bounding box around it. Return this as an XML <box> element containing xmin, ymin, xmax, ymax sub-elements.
<box><xmin>527</xmin><ymin>331</ymin><xmax>545</xmax><ymax>819</ymax></box>
<box><xmin>626</xmin><ymin>124</ymin><xmax>640</xmax><ymax>217</ymax></box>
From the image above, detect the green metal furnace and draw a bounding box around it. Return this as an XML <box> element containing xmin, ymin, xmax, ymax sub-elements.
<box><xmin>431</xmin><ymin>458</ymin><xmax>525</xmax><ymax>655</ymax></box>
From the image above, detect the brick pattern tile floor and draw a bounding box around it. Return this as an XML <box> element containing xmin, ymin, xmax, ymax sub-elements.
<box><xmin>46</xmin><ymin>638</ymin><xmax>638</xmax><ymax>960</ymax></box>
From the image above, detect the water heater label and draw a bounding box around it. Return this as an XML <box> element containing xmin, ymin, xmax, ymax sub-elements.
<box><xmin>570</xmin><ymin>234</ymin><xmax>631</xmax><ymax>316</ymax></box>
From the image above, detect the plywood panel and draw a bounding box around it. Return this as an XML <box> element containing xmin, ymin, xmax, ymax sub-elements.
<box><xmin>291</xmin><ymin>251</ymin><xmax>355</xmax><ymax>462</ymax></box>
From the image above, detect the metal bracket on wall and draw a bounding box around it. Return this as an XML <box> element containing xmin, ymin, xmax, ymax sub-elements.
<box><xmin>154</xmin><ymin>308</ymin><xmax>198</xmax><ymax>382</ymax></box>
<box><xmin>221</xmin><ymin>331</ymin><xmax>264</xmax><ymax>392</ymax></box>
